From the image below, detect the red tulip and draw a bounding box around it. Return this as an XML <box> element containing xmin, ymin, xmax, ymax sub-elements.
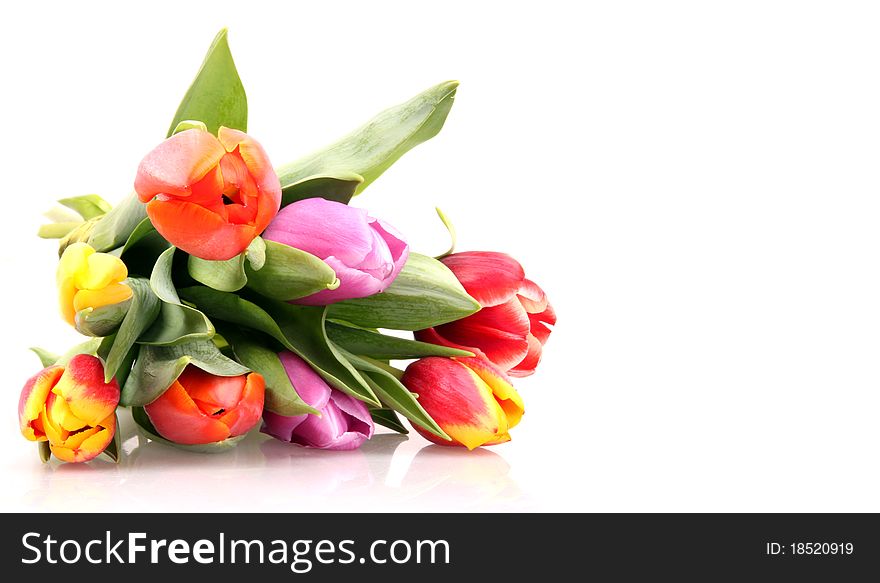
<box><xmin>18</xmin><ymin>354</ymin><xmax>119</xmax><ymax>462</ymax></box>
<box><xmin>401</xmin><ymin>355</ymin><xmax>524</xmax><ymax>450</ymax></box>
<box><xmin>415</xmin><ymin>251</ymin><xmax>556</xmax><ymax>377</ymax></box>
<box><xmin>134</xmin><ymin>127</ymin><xmax>281</xmax><ymax>260</ymax></box>
<box><xmin>144</xmin><ymin>367</ymin><xmax>265</xmax><ymax>445</ymax></box>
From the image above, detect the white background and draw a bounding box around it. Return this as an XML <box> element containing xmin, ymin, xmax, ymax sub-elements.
<box><xmin>1</xmin><ymin>0</ymin><xmax>879</xmax><ymax>512</ymax></box>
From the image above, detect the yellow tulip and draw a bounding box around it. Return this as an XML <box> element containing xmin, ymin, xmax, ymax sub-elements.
<box><xmin>57</xmin><ymin>242</ymin><xmax>132</xmax><ymax>326</ymax></box>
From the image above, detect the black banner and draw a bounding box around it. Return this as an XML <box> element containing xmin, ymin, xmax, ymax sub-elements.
<box><xmin>3</xmin><ymin>513</ymin><xmax>877</xmax><ymax>580</ymax></box>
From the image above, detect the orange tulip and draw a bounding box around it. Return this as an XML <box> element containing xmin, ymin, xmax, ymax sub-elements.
<box><xmin>18</xmin><ymin>354</ymin><xmax>119</xmax><ymax>462</ymax></box>
<box><xmin>134</xmin><ymin>127</ymin><xmax>281</xmax><ymax>260</ymax></box>
<box><xmin>144</xmin><ymin>366</ymin><xmax>265</xmax><ymax>445</ymax></box>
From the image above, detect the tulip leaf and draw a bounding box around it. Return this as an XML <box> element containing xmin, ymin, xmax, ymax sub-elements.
<box><xmin>223</xmin><ymin>328</ymin><xmax>318</xmax><ymax>416</ymax></box>
<box><xmin>178</xmin><ymin>287</ymin><xmax>380</xmax><ymax>407</ymax></box>
<box><xmin>187</xmin><ymin>237</ymin><xmax>267</xmax><ymax>292</ymax></box>
<box><xmin>53</xmin><ymin>338</ymin><xmax>103</xmax><ymax>367</ymax></box>
<box><xmin>121</xmin><ymin>338</ymin><xmax>250</xmax><ymax>407</ymax></box>
<box><xmin>30</xmin><ymin>347</ymin><xmax>60</xmax><ymax>368</ymax></box>
<box><xmin>340</xmin><ymin>348</ymin><xmax>448</xmax><ymax>440</ymax></box>
<box><xmin>326</xmin><ymin>321</ymin><xmax>473</xmax><ymax>359</ymax></box>
<box><xmin>38</xmin><ymin>222</ymin><xmax>82</xmax><ymax>239</ymax></box>
<box><xmin>139</xmin><ymin>247</ymin><xmax>215</xmax><ymax>345</ymax></box>
<box><xmin>38</xmin><ymin>441</ymin><xmax>51</xmax><ymax>463</ymax></box>
<box><xmin>132</xmin><ymin>406</ymin><xmax>247</xmax><ymax>453</ymax></box>
<box><xmin>328</xmin><ymin>253</ymin><xmax>480</xmax><ymax>330</ymax></box>
<box><xmin>168</xmin><ymin>28</ymin><xmax>247</xmax><ymax>137</ymax></box>
<box><xmin>280</xmin><ymin>173</ymin><xmax>363</xmax><ymax>207</ymax></box>
<box><xmin>88</xmin><ymin>192</ymin><xmax>149</xmax><ymax>253</ymax></box>
<box><xmin>58</xmin><ymin>194</ymin><xmax>112</xmax><ymax>220</ymax></box>
<box><xmin>370</xmin><ymin>408</ymin><xmax>409</xmax><ymax>434</ymax></box>
<box><xmin>276</xmin><ymin>80</ymin><xmax>457</xmax><ymax>195</ymax></box>
<box><xmin>75</xmin><ymin>296</ymin><xmax>132</xmax><ymax>337</ymax></box>
<box><xmin>120</xmin><ymin>218</ymin><xmax>159</xmax><ymax>254</ymax></box>
<box><xmin>100</xmin><ymin>415</ymin><xmax>121</xmax><ymax>463</ymax></box>
<box><xmin>171</xmin><ymin>119</ymin><xmax>208</xmax><ymax>135</ymax></box>
<box><xmin>244</xmin><ymin>240</ymin><xmax>339</xmax><ymax>301</ymax></box>
<box><xmin>104</xmin><ymin>277</ymin><xmax>161</xmax><ymax>383</ymax></box>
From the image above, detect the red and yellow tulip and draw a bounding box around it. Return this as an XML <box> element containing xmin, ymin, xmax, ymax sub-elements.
<box><xmin>401</xmin><ymin>355</ymin><xmax>524</xmax><ymax>450</ymax></box>
<box><xmin>57</xmin><ymin>242</ymin><xmax>132</xmax><ymax>327</ymax></box>
<box><xmin>144</xmin><ymin>366</ymin><xmax>265</xmax><ymax>445</ymax></box>
<box><xmin>135</xmin><ymin>127</ymin><xmax>281</xmax><ymax>261</ymax></box>
<box><xmin>18</xmin><ymin>354</ymin><xmax>119</xmax><ymax>463</ymax></box>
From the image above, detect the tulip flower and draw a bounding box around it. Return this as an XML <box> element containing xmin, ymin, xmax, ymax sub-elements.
<box><xmin>415</xmin><ymin>251</ymin><xmax>556</xmax><ymax>377</ymax></box>
<box><xmin>262</xmin><ymin>198</ymin><xmax>408</xmax><ymax>305</ymax></box>
<box><xmin>135</xmin><ymin>127</ymin><xmax>282</xmax><ymax>261</ymax></box>
<box><xmin>401</xmin><ymin>355</ymin><xmax>524</xmax><ymax>450</ymax></box>
<box><xmin>57</xmin><ymin>242</ymin><xmax>132</xmax><ymax>327</ymax></box>
<box><xmin>262</xmin><ymin>352</ymin><xmax>374</xmax><ymax>450</ymax></box>
<box><xmin>18</xmin><ymin>354</ymin><xmax>119</xmax><ymax>462</ymax></box>
<box><xmin>144</xmin><ymin>366</ymin><xmax>265</xmax><ymax>445</ymax></box>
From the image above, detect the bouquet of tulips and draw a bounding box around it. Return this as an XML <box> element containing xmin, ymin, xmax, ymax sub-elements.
<box><xmin>18</xmin><ymin>30</ymin><xmax>556</xmax><ymax>464</ymax></box>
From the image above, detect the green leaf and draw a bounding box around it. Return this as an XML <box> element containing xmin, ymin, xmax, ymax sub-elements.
<box><xmin>276</xmin><ymin>80</ymin><xmax>458</xmax><ymax>196</ymax></box>
<box><xmin>38</xmin><ymin>222</ymin><xmax>81</xmax><ymax>239</ymax></box>
<box><xmin>58</xmin><ymin>195</ymin><xmax>112</xmax><ymax>220</ymax></box>
<box><xmin>328</xmin><ymin>252</ymin><xmax>479</xmax><ymax>330</ymax></box>
<box><xmin>104</xmin><ymin>278</ymin><xmax>161</xmax><ymax>382</ymax></box>
<box><xmin>433</xmin><ymin>206</ymin><xmax>457</xmax><ymax>259</ymax></box>
<box><xmin>54</xmin><ymin>338</ymin><xmax>103</xmax><ymax>366</ymax></box>
<box><xmin>120</xmin><ymin>218</ymin><xmax>160</xmax><ymax>254</ymax></box>
<box><xmin>187</xmin><ymin>237</ymin><xmax>267</xmax><ymax>292</ymax></box>
<box><xmin>224</xmin><ymin>329</ymin><xmax>318</xmax><ymax>416</ymax></box>
<box><xmin>38</xmin><ymin>441</ymin><xmax>51</xmax><ymax>463</ymax></box>
<box><xmin>341</xmin><ymin>349</ymin><xmax>449</xmax><ymax>440</ymax></box>
<box><xmin>139</xmin><ymin>247</ymin><xmax>214</xmax><ymax>345</ymax></box>
<box><xmin>131</xmin><ymin>406</ymin><xmax>246</xmax><ymax>453</ymax></box>
<box><xmin>121</xmin><ymin>338</ymin><xmax>250</xmax><ymax>407</ymax></box>
<box><xmin>326</xmin><ymin>321</ymin><xmax>473</xmax><ymax>359</ymax></box>
<box><xmin>171</xmin><ymin>119</ymin><xmax>208</xmax><ymax>135</ymax></box>
<box><xmin>87</xmin><ymin>192</ymin><xmax>149</xmax><ymax>253</ymax></box>
<box><xmin>280</xmin><ymin>173</ymin><xmax>363</xmax><ymax>207</ymax></box>
<box><xmin>168</xmin><ymin>28</ymin><xmax>247</xmax><ymax>136</ymax></box>
<box><xmin>370</xmin><ymin>408</ymin><xmax>409</xmax><ymax>434</ymax></box>
<box><xmin>178</xmin><ymin>287</ymin><xmax>380</xmax><ymax>407</ymax></box>
<box><xmin>30</xmin><ymin>347</ymin><xmax>60</xmax><ymax>368</ymax></box>
<box><xmin>244</xmin><ymin>240</ymin><xmax>339</xmax><ymax>301</ymax></box>
<box><xmin>74</xmin><ymin>296</ymin><xmax>132</xmax><ymax>337</ymax></box>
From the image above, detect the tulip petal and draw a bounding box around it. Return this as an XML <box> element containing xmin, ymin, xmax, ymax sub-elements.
<box><xmin>460</xmin><ymin>356</ymin><xmax>524</xmax><ymax>429</ymax></box>
<box><xmin>262</xmin><ymin>410</ymin><xmax>309</xmax><ymax>441</ymax></box>
<box><xmin>53</xmin><ymin>354</ymin><xmax>120</xmax><ymax>427</ymax></box>
<box><xmin>49</xmin><ymin>413</ymin><xmax>115</xmax><ymax>463</ymax></box>
<box><xmin>441</xmin><ymin>251</ymin><xmax>524</xmax><ymax>307</ymax></box>
<box><xmin>180</xmin><ymin>367</ymin><xmax>246</xmax><ymax>413</ymax></box>
<box><xmin>278</xmin><ymin>352</ymin><xmax>332</xmax><ymax>409</ymax></box>
<box><xmin>435</xmin><ymin>298</ymin><xmax>530</xmax><ymax>371</ymax></box>
<box><xmin>19</xmin><ymin>366</ymin><xmax>63</xmax><ymax>441</ymax></box>
<box><xmin>146</xmin><ymin>199</ymin><xmax>256</xmax><ymax>261</ymax></box>
<box><xmin>144</xmin><ymin>381</ymin><xmax>231</xmax><ymax>445</ymax></box>
<box><xmin>73</xmin><ymin>283</ymin><xmax>133</xmax><ymax>312</ymax></box>
<box><xmin>508</xmin><ymin>333</ymin><xmax>543</xmax><ymax>378</ymax></box>
<box><xmin>77</xmin><ymin>252</ymin><xmax>128</xmax><ymax>290</ymax></box>
<box><xmin>369</xmin><ymin>218</ymin><xmax>409</xmax><ymax>283</ymax></box>
<box><xmin>135</xmin><ymin>129</ymin><xmax>227</xmax><ymax>200</ymax></box>
<box><xmin>217</xmin><ymin>373</ymin><xmax>265</xmax><ymax>437</ymax></box>
<box><xmin>517</xmin><ymin>278</ymin><xmax>549</xmax><ymax>314</ymax></box>
<box><xmin>263</xmin><ymin>199</ymin><xmax>376</xmax><ymax>268</ymax></box>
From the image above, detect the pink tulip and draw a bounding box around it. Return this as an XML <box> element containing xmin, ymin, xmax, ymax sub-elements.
<box><xmin>262</xmin><ymin>198</ymin><xmax>408</xmax><ymax>305</ymax></box>
<box><xmin>416</xmin><ymin>251</ymin><xmax>556</xmax><ymax>377</ymax></box>
<box><xmin>261</xmin><ymin>352</ymin><xmax>374</xmax><ymax>450</ymax></box>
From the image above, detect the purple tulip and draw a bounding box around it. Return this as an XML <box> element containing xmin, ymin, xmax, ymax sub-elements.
<box><xmin>261</xmin><ymin>352</ymin><xmax>374</xmax><ymax>450</ymax></box>
<box><xmin>262</xmin><ymin>198</ymin><xmax>409</xmax><ymax>305</ymax></box>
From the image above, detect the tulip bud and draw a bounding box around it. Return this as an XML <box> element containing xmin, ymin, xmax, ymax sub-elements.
<box><xmin>57</xmin><ymin>242</ymin><xmax>132</xmax><ymax>333</ymax></box>
<box><xmin>135</xmin><ymin>127</ymin><xmax>282</xmax><ymax>261</ymax></box>
<box><xmin>18</xmin><ymin>354</ymin><xmax>119</xmax><ymax>463</ymax></box>
<box><xmin>401</xmin><ymin>356</ymin><xmax>524</xmax><ymax>450</ymax></box>
<box><xmin>261</xmin><ymin>352</ymin><xmax>374</xmax><ymax>450</ymax></box>
<box><xmin>415</xmin><ymin>251</ymin><xmax>556</xmax><ymax>377</ymax></box>
<box><xmin>144</xmin><ymin>367</ymin><xmax>265</xmax><ymax>445</ymax></box>
<box><xmin>262</xmin><ymin>198</ymin><xmax>408</xmax><ymax>305</ymax></box>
